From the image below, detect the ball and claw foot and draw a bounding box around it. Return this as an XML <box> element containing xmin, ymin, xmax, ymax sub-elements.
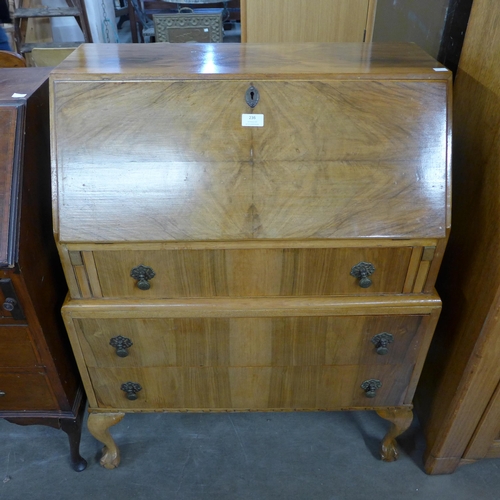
<box><xmin>100</xmin><ymin>445</ymin><xmax>121</xmax><ymax>469</ymax></box>
<box><xmin>380</xmin><ymin>438</ymin><xmax>399</xmax><ymax>462</ymax></box>
<box><xmin>376</xmin><ymin>407</ymin><xmax>413</xmax><ymax>462</ymax></box>
<box><xmin>87</xmin><ymin>412</ymin><xmax>125</xmax><ymax>469</ymax></box>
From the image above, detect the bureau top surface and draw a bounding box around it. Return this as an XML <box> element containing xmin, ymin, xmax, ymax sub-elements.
<box><xmin>50</xmin><ymin>42</ymin><xmax>450</xmax><ymax>81</ymax></box>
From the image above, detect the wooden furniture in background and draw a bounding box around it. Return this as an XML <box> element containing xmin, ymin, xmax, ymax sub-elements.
<box><xmin>129</xmin><ymin>0</ymin><xmax>240</xmax><ymax>43</ymax></box>
<box><xmin>50</xmin><ymin>42</ymin><xmax>451</xmax><ymax>468</ymax></box>
<box><xmin>417</xmin><ymin>0</ymin><xmax>500</xmax><ymax>475</ymax></box>
<box><xmin>241</xmin><ymin>0</ymin><xmax>377</xmax><ymax>43</ymax></box>
<box><xmin>12</xmin><ymin>0</ymin><xmax>90</xmax><ymax>55</ymax></box>
<box><xmin>31</xmin><ymin>46</ymin><xmax>75</xmax><ymax>66</ymax></box>
<box><xmin>0</xmin><ymin>68</ymin><xmax>86</xmax><ymax>471</ymax></box>
<box><xmin>153</xmin><ymin>9</ymin><xmax>225</xmax><ymax>43</ymax></box>
<box><xmin>0</xmin><ymin>49</ymin><xmax>26</xmax><ymax>66</ymax></box>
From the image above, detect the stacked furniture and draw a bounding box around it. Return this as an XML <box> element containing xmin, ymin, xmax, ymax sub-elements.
<box><xmin>50</xmin><ymin>42</ymin><xmax>451</xmax><ymax>468</ymax></box>
<box><xmin>0</xmin><ymin>68</ymin><xmax>86</xmax><ymax>471</ymax></box>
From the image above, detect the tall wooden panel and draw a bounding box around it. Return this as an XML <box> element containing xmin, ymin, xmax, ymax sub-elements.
<box><xmin>417</xmin><ymin>0</ymin><xmax>500</xmax><ymax>475</ymax></box>
<box><xmin>241</xmin><ymin>0</ymin><xmax>376</xmax><ymax>43</ymax></box>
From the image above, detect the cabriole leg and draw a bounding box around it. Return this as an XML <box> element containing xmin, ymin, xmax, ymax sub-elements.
<box><xmin>60</xmin><ymin>417</ymin><xmax>87</xmax><ymax>472</ymax></box>
<box><xmin>375</xmin><ymin>407</ymin><xmax>414</xmax><ymax>462</ymax></box>
<box><xmin>87</xmin><ymin>412</ymin><xmax>125</xmax><ymax>469</ymax></box>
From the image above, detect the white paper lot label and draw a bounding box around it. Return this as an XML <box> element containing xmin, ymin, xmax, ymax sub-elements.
<box><xmin>242</xmin><ymin>114</ymin><xmax>264</xmax><ymax>127</ymax></box>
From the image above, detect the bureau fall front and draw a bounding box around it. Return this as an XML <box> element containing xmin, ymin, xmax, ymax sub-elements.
<box><xmin>50</xmin><ymin>43</ymin><xmax>451</xmax><ymax>468</ymax></box>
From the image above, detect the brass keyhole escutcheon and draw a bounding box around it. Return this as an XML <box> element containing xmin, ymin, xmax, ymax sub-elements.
<box><xmin>371</xmin><ymin>333</ymin><xmax>394</xmax><ymax>355</ymax></box>
<box><xmin>110</xmin><ymin>335</ymin><xmax>133</xmax><ymax>357</ymax></box>
<box><xmin>361</xmin><ymin>379</ymin><xmax>382</xmax><ymax>398</ymax></box>
<box><xmin>121</xmin><ymin>382</ymin><xmax>142</xmax><ymax>401</ymax></box>
<box><xmin>350</xmin><ymin>262</ymin><xmax>375</xmax><ymax>288</ymax></box>
<box><xmin>130</xmin><ymin>265</ymin><xmax>155</xmax><ymax>290</ymax></box>
<box><xmin>245</xmin><ymin>85</ymin><xmax>260</xmax><ymax>108</ymax></box>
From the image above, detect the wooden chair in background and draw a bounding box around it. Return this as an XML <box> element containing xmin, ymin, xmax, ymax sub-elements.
<box><xmin>0</xmin><ymin>49</ymin><xmax>26</xmax><ymax>67</ymax></box>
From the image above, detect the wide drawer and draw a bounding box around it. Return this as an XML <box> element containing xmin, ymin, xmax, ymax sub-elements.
<box><xmin>88</xmin><ymin>364</ymin><xmax>415</xmax><ymax>410</ymax></box>
<box><xmin>73</xmin><ymin>246</ymin><xmax>424</xmax><ymax>299</ymax></box>
<box><xmin>75</xmin><ymin>315</ymin><xmax>425</xmax><ymax>368</ymax></box>
<box><xmin>0</xmin><ymin>372</ymin><xmax>57</xmax><ymax>411</ymax></box>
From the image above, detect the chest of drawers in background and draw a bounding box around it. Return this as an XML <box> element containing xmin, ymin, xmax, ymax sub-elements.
<box><xmin>50</xmin><ymin>43</ymin><xmax>451</xmax><ymax>469</ymax></box>
<box><xmin>0</xmin><ymin>68</ymin><xmax>86</xmax><ymax>471</ymax></box>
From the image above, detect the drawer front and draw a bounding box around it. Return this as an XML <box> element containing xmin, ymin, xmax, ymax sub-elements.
<box><xmin>88</xmin><ymin>364</ymin><xmax>415</xmax><ymax>410</ymax></box>
<box><xmin>0</xmin><ymin>372</ymin><xmax>57</xmax><ymax>411</ymax></box>
<box><xmin>91</xmin><ymin>247</ymin><xmax>413</xmax><ymax>298</ymax></box>
<box><xmin>0</xmin><ymin>326</ymin><xmax>38</xmax><ymax>368</ymax></box>
<box><xmin>76</xmin><ymin>315</ymin><xmax>425</xmax><ymax>368</ymax></box>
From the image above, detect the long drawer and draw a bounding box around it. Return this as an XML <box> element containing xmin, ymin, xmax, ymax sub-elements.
<box><xmin>88</xmin><ymin>364</ymin><xmax>415</xmax><ymax>410</ymax></box>
<box><xmin>74</xmin><ymin>315</ymin><xmax>425</xmax><ymax>368</ymax></box>
<box><xmin>65</xmin><ymin>245</ymin><xmax>439</xmax><ymax>299</ymax></box>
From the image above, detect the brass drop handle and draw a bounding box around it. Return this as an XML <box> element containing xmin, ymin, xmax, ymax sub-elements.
<box><xmin>350</xmin><ymin>262</ymin><xmax>375</xmax><ymax>288</ymax></box>
<box><xmin>110</xmin><ymin>335</ymin><xmax>133</xmax><ymax>357</ymax></box>
<box><xmin>121</xmin><ymin>382</ymin><xmax>142</xmax><ymax>401</ymax></box>
<box><xmin>371</xmin><ymin>333</ymin><xmax>394</xmax><ymax>355</ymax></box>
<box><xmin>361</xmin><ymin>379</ymin><xmax>382</xmax><ymax>398</ymax></box>
<box><xmin>3</xmin><ymin>298</ymin><xmax>17</xmax><ymax>312</ymax></box>
<box><xmin>130</xmin><ymin>265</ymin><xmax>155</xmax><ymax>290</ymax></box>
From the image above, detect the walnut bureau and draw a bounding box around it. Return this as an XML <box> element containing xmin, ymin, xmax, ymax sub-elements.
<box><xmin>0</xmin><ymin>68</ymin><xmax>86</xmax><ymax>471</ymax></box>
<box><xmin>50</xmin><ymin>43</ymin><xmax>452</xmax><ymax>469</ymax></box>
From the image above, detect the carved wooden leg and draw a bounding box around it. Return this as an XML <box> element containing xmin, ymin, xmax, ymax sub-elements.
<box><xmin>87</xmin><ymin>412</ymin><xmax>125</xmax><ymax>469</ymax></box>
<box><xmin>375</xmin><ymin>407</ymin><xmax>414</xmax><ymax>462</ymax></box>
<box><xmin>60</xmin><ymin>417</ymin><xmax>87</xmax><ymax>472</ymax></box>
<box><xmin>61</xmin><ymin>391</ymin><xmax>87</xmax><ymax>472</ymax></box>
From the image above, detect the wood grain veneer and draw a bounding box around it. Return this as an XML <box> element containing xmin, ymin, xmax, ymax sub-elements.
<box><xmin>241</xmin><ymin>0</ymin><xmax>376</xmax><ymax>43</ymax></box>
<box><xmin>91</xmin><ymin>247</ymin><xmax>413</xmax><ymax>298</ymax></box>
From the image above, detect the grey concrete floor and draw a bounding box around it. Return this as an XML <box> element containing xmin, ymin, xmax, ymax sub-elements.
<box><xmin>1</xmin><ymin>410</ymin><xmax>500</xmax><ymax>500</ymax></box>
